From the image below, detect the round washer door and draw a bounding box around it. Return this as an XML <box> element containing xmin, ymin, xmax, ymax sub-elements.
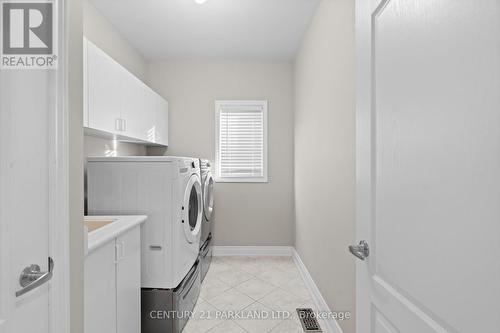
<box><xmin>203</xmin><ymin>173</ymin><xmax>214</xmax><ymax>221</ymax></box>
<box><xmin>182</xmin><ymin>174</ymin><xmax>202</xmax><ymax>243</ymax></box>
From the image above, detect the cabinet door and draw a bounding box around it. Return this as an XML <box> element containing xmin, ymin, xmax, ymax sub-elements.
<box><xmin>84</xmin><ymin>242</ymin><xmax>117</xmax><ymax>333</ymax></box>
<box><xmin>86</xmin><ymin>40</ymin><xmax>122</xmax><ymax>134</ymax></box>
<box><xmin>155</xmin><ymin>95</ymin><xmax>169</xmax><ymax>146</ymax></box>
<box><xmin>116</xmin><ymin>226</ymin><xmax>141</xmax><ymax>333</ymax></box>
<box><xmin>120</xmin><ymin>71</ymin><xmax>155</xmax><ymax>141</ymax></box>
<box><xmin>141</xmin><ymin>87</ymin><xmax>158</xmax><ymax>142</ymax></box>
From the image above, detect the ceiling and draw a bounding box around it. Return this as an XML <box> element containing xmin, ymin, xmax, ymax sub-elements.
<box><xmin>89</xmin><ymin>0</ymin><xmax>320</xmax><ymax>60</ymax></box>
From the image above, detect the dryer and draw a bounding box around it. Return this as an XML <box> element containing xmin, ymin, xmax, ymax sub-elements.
<box><xmin>200</xmin><ymin>159</ymin><xmax>214</xmax><ymax>244</ymax></box>
<box><xmin>199</xmin><ymin>159</ymin><xmax>214</xmax><ymax>281</ymax></box>
<box><xmin>87</xmin><ymin>156</ymin><xmax>203</xmax><ymax>289</ymax></box>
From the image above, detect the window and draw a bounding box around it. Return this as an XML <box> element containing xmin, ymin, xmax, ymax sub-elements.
<box><xmin>215</xmin><ymin>100</ymin><xmax>268</xmax><ymax>182</ymax></box>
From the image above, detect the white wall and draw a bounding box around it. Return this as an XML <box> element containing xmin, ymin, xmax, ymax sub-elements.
<box><xmin>294</xmin><ymin>0</ymin><xmax>356</xmax><ymax>332</ymax></box>
<box><xmin>82</xmin><ymin>0</ymin><xmax>148</xmax><ymax>216</ymax></box>
<box><xmin>83</xmin><ymin>136</ymin><xmax>147</xmax><ymax>158</ymax></box>
<box><xmin>82</xmin><ymin>0</ymin><xmax>148</xmax><ymax>161</ymax></box>
<box><xmin>146</xmin><ymin>60</ymin><xmax>295</xmax><ymax>246</ymax></box>
<box><xmin>83</xmin><ymin>0</ymin><xmax>146</xmax><ymax>81</ymax></box>
<box><xmin>81</xmin><ymin>5</ymin><xmax>356</xmax><ymax>331</ymax></box>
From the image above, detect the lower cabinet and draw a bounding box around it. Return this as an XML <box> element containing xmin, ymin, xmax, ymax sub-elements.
<box><xmin>116</xmin><ymin>227</ymin><xmax>141</xmax><ymax>333</ymax></box>
<box><xmin>85</xmin><ymin>226</ymin><xmax>141</xmax><ymax>333</ymax></box>
<box><xmin>85</xmin><ymin>241</ymin><xmax>116</xmax><ymax>333</ymax></box>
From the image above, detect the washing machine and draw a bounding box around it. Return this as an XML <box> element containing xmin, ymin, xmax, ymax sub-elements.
<box><xmin>199</xmin><ymin>159</ymin><xmax>214</xmax><ymax>281</ymax></box>
<box><xmin>87</xmin><ymin>156</ymin><xmax>203</xmax><ymax>289</ymax></box>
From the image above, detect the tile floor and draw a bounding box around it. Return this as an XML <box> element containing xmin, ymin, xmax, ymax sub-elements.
<box><xmin>183</xmin><ymin>256</ymin><xmax>320</xmax><ymax>333</ymax></box>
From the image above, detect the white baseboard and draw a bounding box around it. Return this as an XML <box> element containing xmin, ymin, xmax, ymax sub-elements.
<box><xmin>212</xmin><ymin>246</ymin><xmax>345</xmax><ymax>333</ymax></box>
<box><xmin>292</xmin><ymin>249</ymin><xmax>344</xmax><ymax>333</ymax></box>
<box><xmin>212</xmin><ymin>246</ymin><xmax>293</xmax><ymax>257</ymax></box>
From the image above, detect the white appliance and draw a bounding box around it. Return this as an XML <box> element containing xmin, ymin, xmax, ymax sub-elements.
<box><xmin>200</xmin><ymin>159</ymin><xmax>214</xmax><ymax>246</ymax></box>
<box><xmin>199</xmin><ymin>159</ymin><xmax>214</xmax><ymax>282</ymax></box>
<box><xmin>87</xmin><ymin>156</ymin><xmax>202</xmax><ymax>289</ymax></box>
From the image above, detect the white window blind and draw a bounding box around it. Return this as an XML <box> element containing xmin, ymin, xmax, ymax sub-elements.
<box><xmin>215</xmin><ymin>101</ymin><xmax>268</xmax><ymax>182</ymax></box>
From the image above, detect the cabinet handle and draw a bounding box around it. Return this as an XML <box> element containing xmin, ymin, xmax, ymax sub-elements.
<box><xmin>120</xmin><ymin>241</ymin><xmax>125</xmax><ymax>259</ymax></box>
<box><xmin>115</xmin><ymin>118</ymin><xmax>121</xmax><ymax>131</ymax></box>
<box><xmin>114</xmin><ymin>243</ymin><xmax>121</xmax><ymax>263</ymax></box>
<box><xmin>114</xmin><ymin>118</ymin><xmax>127</xmax><ymax>132</ymax></box>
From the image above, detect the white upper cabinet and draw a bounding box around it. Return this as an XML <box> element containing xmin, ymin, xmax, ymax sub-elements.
<box><xmin>120</xmin><ymin>67</ymin><xmax>155</xmax><ymax>142</ymax></box>
<box><xmin>83</xmin><ymin>38</ymin><xmax>168</xmax><ymax>146</ymax></box>
<box><xmin>84</xmin><ymin>38</ymin><xmax>122</xmax><ymax>134</ymax></box>
<box><xmin>154</xmin><ymin>94</ymin><xmax>169</xmax><ymax>146</ymax></box>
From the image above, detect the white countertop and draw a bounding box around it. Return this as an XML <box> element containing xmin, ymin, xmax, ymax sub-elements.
<box><xmin>84</xmin><ymin>215</ymin><xmax>147</xmax><ymax>255</ymax></box>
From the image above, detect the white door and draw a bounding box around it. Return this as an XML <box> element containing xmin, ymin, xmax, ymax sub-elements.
<box><xmin>0</xmin><ymin>2</ymin><xmax>69</xmax><ymax>333</ymax></box>
<box><xmin>355</xmin><ymin>0</ymin><xmax>500</xmax><ymax>332</ymax></box>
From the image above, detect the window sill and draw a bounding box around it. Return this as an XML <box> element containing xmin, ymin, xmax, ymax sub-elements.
<box><xmin>215</xmin><ymin>177</ymin><xmax>268</xmax><ymax>183</ymax></box>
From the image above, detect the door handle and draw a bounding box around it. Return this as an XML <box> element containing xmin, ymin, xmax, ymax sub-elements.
<box><xmin>349</xmin><ymin>241</ymin><xmax>370</xmax><ymax>261</ymax></box>
<box><xmin>16</xmin><ymin>257</ymin><xmax>54</xmax><ymax>297</ymax></box>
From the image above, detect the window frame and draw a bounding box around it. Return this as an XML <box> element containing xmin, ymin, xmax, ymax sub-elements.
<box><xmin>214</xmin><ymin>100</ymin><xmax>268</xmax><ymax>183</ymax></box>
